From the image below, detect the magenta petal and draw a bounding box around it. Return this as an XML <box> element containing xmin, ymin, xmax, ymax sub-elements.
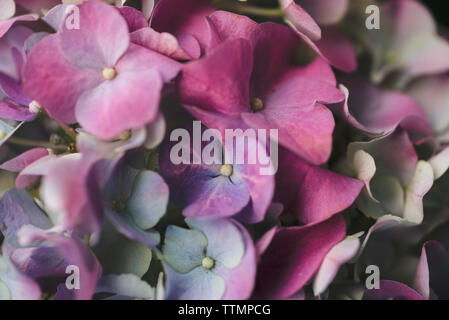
<box><xmin>0</xmin><ymin>148</ymin><xmax>49</xmax><ymax>189</ymax></box>
<box><xmin>177</xmin><ymin>39</ymin><xmax>253</xmax><ymax>117</ymax></box>
<box><xmin>254</xmin><ymin>214</ymin><xmax>346</xmax><ymax>299</ymax></box>
<box><xmin>414</xmin><ymin>241</ymin><xmax>449</xmax><ymax>300</ymax></box>
<box><xmin>118</xmin><ymin>6</ymin><xmax>148</xmax><ymax>32</ymax></box>
<box><xmin>279</xmin><ymin>0</ymin><xmax>321</xmax><ymax>41</ymax></box>
<box><xmin>130</xmin><ymin>27</ymin><xmax>200</xmax><ymax>60</ymax></box>
<box><xmin>23</xmin><ymin>34</ymin><xmax>101</xmax><ymax>124</ymax></box>
<box><xmin>275</xmin><ymin>149</ymin><xmax>363</xmax><ymax>224</ymax></box>
<box><xmin>59</xmin><ymin>1</ymin><xmax>130</xmax><ymax>69</ymax></box>
<box><xmin>242</xmin><ymin>103</ymin><xmax>335</xmax><ymax>165</ymax></box>
<box><xmin>363</xmin><ymin>280</ymin><xmax>424</xmax><ymax>300</ymax></box>
<box><xmin>150</xmin><ymin>0</ymin><xmax>214</xmax><ymax>49</ymax></box>
<box><xmin>207</xmin><ymin>11</ymin><xmax>262</xmax><ymax>50</ymax></box>
<box><xmin>313</xmin><ymin>27</ymin><xmax>356</xmax><ymax>72</ymax></box>
<box><xmin>0</xmin><ymin>148</ymin><xmax>48</xmax><ymax>172</ymax></box>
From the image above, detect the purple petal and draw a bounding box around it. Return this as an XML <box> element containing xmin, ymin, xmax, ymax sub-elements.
<box><xmin>363</xmin><ymin>280</ymin><xmax>423</xmax><ymax>300</ymax></box>
<box><xmin>17</xmin><ymin>225</ymin><xmax>102</xmax><ymax>300</ymax></box>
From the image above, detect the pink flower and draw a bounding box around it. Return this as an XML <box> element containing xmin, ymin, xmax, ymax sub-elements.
<box><xmin>177</xmin><ymin>12</ymin><xmax>345</xmax><ymax>165</ymax></box>
<box><xmin>23</xmin><ymin>1</ymin><xmax>180</xmax><ymax>139</ymax></box>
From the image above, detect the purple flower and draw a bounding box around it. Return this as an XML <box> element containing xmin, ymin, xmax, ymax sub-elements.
<box><xmin>0</xmin><ymin>188</ymin><xmax>101</xmax><ymax>300</ymax></box>
<box><xmin>159</xmin><ymin>123</ymin><xmax>274</xmax><ymax>224</ymax></box>
<box><xmin>162</xmin><ymin>218</ymin><xmax>256</xmax><ymax>300</ymax></box>
<box><xmin>103</xmin><ymin>162</ymin><xmax>169</xmax><ymax>247</ymax></box>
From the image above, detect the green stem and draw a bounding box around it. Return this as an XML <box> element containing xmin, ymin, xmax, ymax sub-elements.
<box><xmin>57</xmin><ymin>121</ymin><xmax>78</xmax><ymax>141</ymax></box>
<box><xmin>7</xmin><ymin>136</ymin><xmax>68</xmax><ymax>152</ymax></box>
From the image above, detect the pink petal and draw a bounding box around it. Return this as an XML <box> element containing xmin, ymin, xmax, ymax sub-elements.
<box><xmin>23</xmin><ymin>34</ymin><xmax>101</xmax><ymax>124</ymax></box>
<box><xmin>279</xmin><ymin>0</ymin><xmax>321</xmax><ymax>41</ymax></box>
<box><xmin>242</xmin><ymin>103</ymin><xmax>335</xmax><ymax>165</ymax></box>
<box><xmin>177</xmin><ymin>39</ymin><xmax>253</xmax><ymax>117</ymax></box>
<box><xmin>76</xmin><ymin>60</ymin><xmax>163</xmax><ymax>140</ymax></box>
<box><xmin>131</xmin><ymin>27</ymin><xmax>200</xmax><ymax>60</ymax></box>
<box><xmin>118</xmin><ymin>6</ymin><xmax>148</xmax><ymax>32</ymax></box>
<box><xmin>59</xmin><ymin>1</ymin><xmax>130</xmax><ymax>69</ymax></box>
<box><xmin>150</xmin><ymin>0</ymin><xmax>214</xmax><ymax>50</ymax></box>
<box><xmin>364</xmin><ymin>280</ymin><xmax>424</xmax><ymax>300</ymax></box>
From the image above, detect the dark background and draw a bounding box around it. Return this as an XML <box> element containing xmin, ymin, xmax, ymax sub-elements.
<box><xmin>422</xmin><ymin>0</ymin><xmax>449</xmax><ymax>28</ymax></box>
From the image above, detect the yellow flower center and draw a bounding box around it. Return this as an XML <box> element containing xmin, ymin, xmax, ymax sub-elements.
<box><xmin>201</xmin><ymin>256</ymin><xmax>215</xmax><ymax>270</ymax></box>
<box><xmin>102</xmin><ymin>67</ymin><xmax>117</xmax><ymax>80</ymax></box>
<box><xmin>251</xmin><ymin>97</ymin><xmax>264</xmax><ymax>112</ymax></box>
<box><xmin>220</xmin><ymin>164</ymin><xmax>233</xmax><ymax>177</ymax></box>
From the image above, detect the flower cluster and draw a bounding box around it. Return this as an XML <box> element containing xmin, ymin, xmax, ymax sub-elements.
<box><xmin>0</xmin><ymin>0</ymin><xmax>449</xmax><ymax>300</ymax></box>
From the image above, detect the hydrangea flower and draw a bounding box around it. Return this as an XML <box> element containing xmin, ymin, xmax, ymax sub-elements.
<box><xmin>103</xmin><ymin>162</ymin><xmax>169</xmax><ymax>247</ymax></box>
<box><xmin>178</xmin><ymin>12</ymin><xmax>345</xmax><ymax>164</ymax></box>
<box><xmin>344</xmin><ymin>128</ymin><xmax>434</xmax><ymax>224</ymax></box>
<box><xmin>23</xmin><ymin>0</ymin><xmax>180</xmax><ymax>139</ymax></box>
<box><xmin>162</xmin><ymin>218</ymin><xmax>256</xmax><ymax>300</ymax></box>
<box><xmin>0</xmin><ymin>189</ymin><xmax>101</xmax><ymax>299</ymax></box>
<box><xmin>159</xmin><ymin>124</ymin><xmax>274</xmax><ymax>223</ymax></box>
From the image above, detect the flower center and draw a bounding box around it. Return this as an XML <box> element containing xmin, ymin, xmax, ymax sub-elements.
<box><xmin>251</xmin><ymin>97</ymin><xmax>264</xmax><ymax>112</ymax></box>
<box><xmin>201</xmin><ymin>256</ymin><xmax>215</xmax><ymax>270</ymax></box>
<box><xmin>29</xmin><ymin>101</ymin><xmax>42</xmax><ymax>114</ymax></box>
<box><xmin>119</xmin><ymin>130</ymin><xmax>132</xmax><ymax>141</ymax></box>
<box><xmin>102</xmin><ymin>67</ymin><xmax>117</xmax><ymax>80</ymax></box>
<box><xmin>0</xmin><ymin>129</ymin><xmax>6</xmax><ymax>140</ymax></box>
<box><xmin>220</xmin><ymin>164</ymin><xmax>233</xmax><ymax>177</ymax></box>
<box><xmin>111</xmin><ymin>199</ymin><xmax>126</xmax><ymax>212</ymax></box>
